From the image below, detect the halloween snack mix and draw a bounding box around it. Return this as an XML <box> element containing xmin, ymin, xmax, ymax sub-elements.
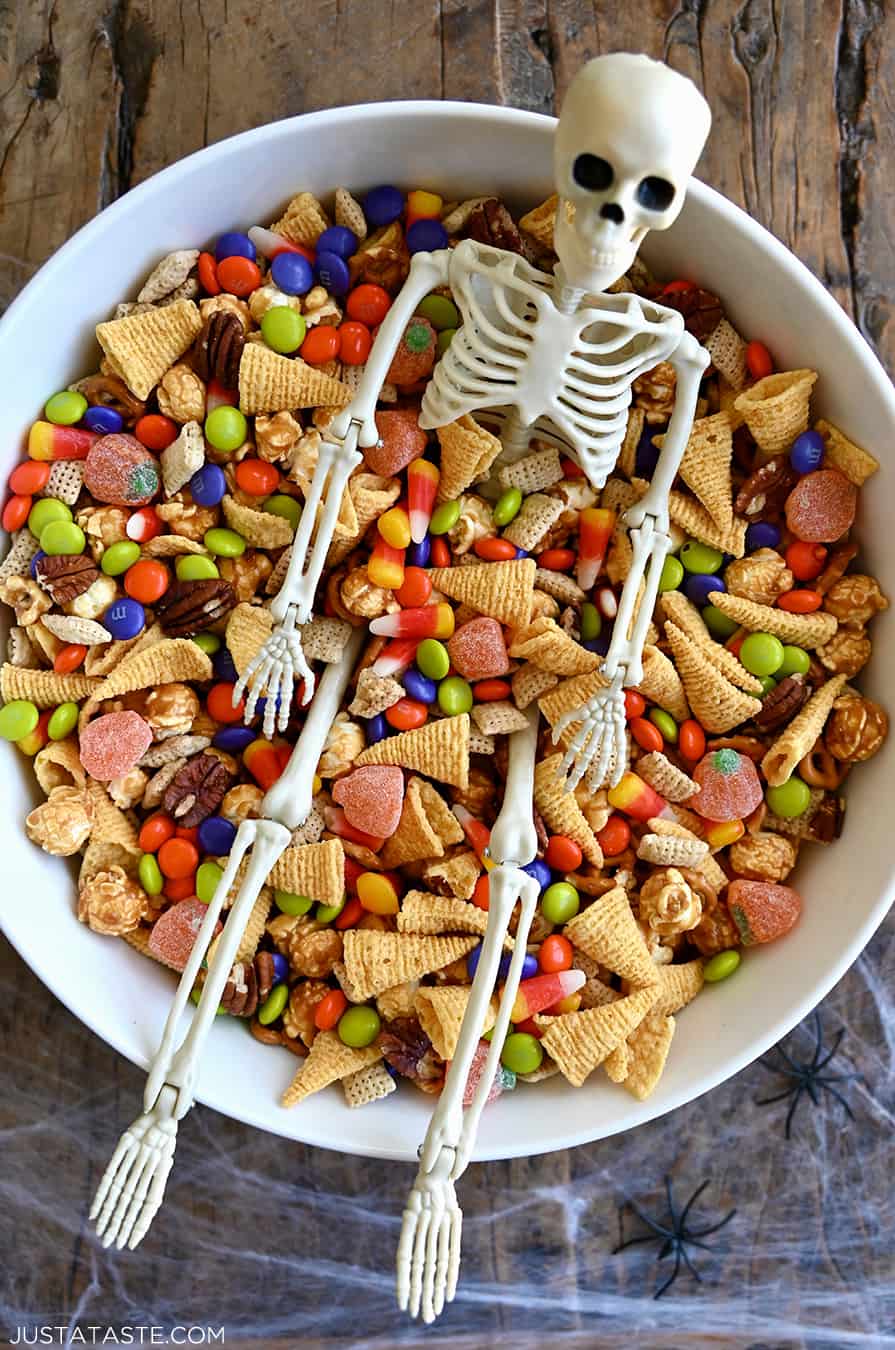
<box><xmin>3</xmin><ymin>183</ymin><xmax>888</xmax><ymax>1111</ymax></box>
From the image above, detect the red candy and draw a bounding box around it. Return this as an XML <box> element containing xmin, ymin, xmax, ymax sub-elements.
<box><xmin>2</xmin><ymin>495</ymin><xmax>31</xmax><ymax>531</ymax></box>
<box><xmin>79</xmin><ymin>710</ymin><xmax>152</xmax><ymax>780</ymax></box>
<box><xmin>386</xmin><ymin>697</ymin><xmax>428</xmax><ymax>731</ymax></box>
<box><xmin>207</xmin><ymin>682</ymin><xmax>245</xmax><ymax>723</ymax></box>
<box><xmin>596</xmin><ymin>814</ymin><xmax>631</xmax><ymax>857</ymax></box>
<box><xmin>9</xmin><ymin>460</ymin><xmax>51</xmax><ymax>494</ymax></box>
<box><xmin>630</xmin><ymin>717</ymin><xmax>664</xmax><ymax>753</ymax></box>
<box><xmin>471</xmin><ymin>874</ymin><xmax>490</xmax><ymax>911</ymax></box>
<box><xmin>84</xmin><ymin>434</ymin><xmax>160</xmax><ymax>506</ymax></box>
<box><xmin>217</xmin><ymin>255</ymin><xmax>262</xmax><ymax>296</ymax></box>
<box><xmin>430</xmin><ymin>537</ymin><xmax>451</xmax><ymax>568</ymax></box>
<box><xmin>54</xmin><ymin>644</ymin><xmax>87</xmax><ymax>673</ymax></box>
<box><xmin>623</xmin><ymin>689</ymin><xmax>646</xmax><ymax>719</ymax></box>
<box><xmin>338</xmin><ymin>320</ymin><xmax>372</xmax><ymax>365</ymax></box>
<box><xmin>332</xmin><ymin>765</ymin><xmax>405</xmax><ymax>838</ymax></box>
<box><xmin>538</xmin><ymin>934</ymin><xmax>573</xmax><ymax>973</ymax></box>
<box><xmin>235</xmin><ymin>458</ymin><xmax>280</xmax><ymax>496</ymax></box>
<box><xmin>692</xmin><ymin>748</ymin><xmax>763</xmax><ymax>822</ymax></box>
<box><xmin>473</xmin><ymin>537</ymin><xmax>517</xmax><ymax>562</ymax></box>
<box><xmin>545</xmin><ymin>834</ymin><xmax>583</xmax><ymax>872</ymax></box>
<box><xmin>367</xmin><ymin>409</ymin><xmax>427</xmax><ymax>477</ymax></box>
<box><xmin>385</xmin><ymin>316</ymin><xmax>437</xmax><ymax>385</ymax></box>
<box><xmin>745</xmin><ymin>340</ymin><xmax>774</xmax><ymax>380</ymax></box>
<box><xmin>727</xmin><ymin>879</ymin><xmax>802</xmax><ymax>945</ymax></box>
<box><xmin>346</xmin><ymin>284</ymin><xmax>391</xmax><ymax>326</ymax></box>
<box><xmin>300</xmin><ymin>326</ymin><xmax>340</xmax><ymax>365</ymax></box>
<box><xmin>395</xmin><ymin>566</ymin><xmax>432</xmax><ymax>608</ymax></box>
<box><xmin>460</xmin><ymin>1039</ymin><xmax>504</xmax><ymax>1108</ymax></box>
<box><xmin>473</xmin><ymin>678</ymin><xmax>511</xmax><ymax>702</ymax></box>
<box><xmin>537</xmin><ymin>548</ymin><xmax>575</xmax><ymax>571</ymax></box>
<box><xmin>135</xmin><ymin>414</ymin><xmax>177</xmax><ymax>451</ymax></box>
<box><xmin>197</xmin><ymin>252</ymin><xmax>220</xmax><ymax>295</ymax></box>
<box><xmin>777</xmin><ymin>589</ymin><xmax>822</xmax><ymax>614</ymax></box>
<box><xmin>786</xmin><ymin>541</ymin><xmax>827</xmax><ymax>581</ymax></box>
<box><xmin>784</xmin><ymin>469</ymin><xmax>857</xmax><ymax>543</ymax></box>
<box><xmin>148</xmin><ymin>897</ymin><xmax>220</xmax><ymax>973</ymax></box>
<box><xmin>447</xmin><ymin>617</ymin><xmax>509</xmax><ymax>681</ymax></box>
<box><xmin>678</xmin><ymin>719</ymin><xmax>706</xmax><ymax>762</ymax></box>
<box><xmin>124</xmin><ymin>559</ymin><xmax>169</xmax><ymax>604</ymax></box>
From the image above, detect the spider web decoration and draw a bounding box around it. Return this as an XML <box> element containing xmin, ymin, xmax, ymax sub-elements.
<box><xmin>613</xmin><ymin>1175</ymin><xmax>737</xmax><ymax>1299</ymax></box>
<box><xmin>755</xmin><ymin>1010</ymin><xmax>860</xmax><ymax>1139</ymax></box>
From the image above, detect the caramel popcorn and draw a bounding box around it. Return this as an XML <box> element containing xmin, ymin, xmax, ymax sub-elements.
<box><xmin>248</xmin><ymin>284</ymin><xmax>303</xmax><ymax>323</ymax></box>
<box><xmin>451</xmin><ymin>766</ymin><xmax>499</xmax><ymax>822</ymax></box>
<box><xmin>822</xmin><ymin>574</ymin><xmax>889</xmax><ymax>628</ymax></box>
<box><xmin>107</xmin><ymin>768</ymin><xmax>149</xmax><ymax>810</ymax></box>
<box><xmin>26</xmin><ymin>786</ymin><xmax>94</xmax><ymax>856</ymax></box>
<box><xmin>724</xmin><ymin>548</ymin><xmax>794</xmax><ymax>606</ymax></box>
<box><xmin>157</xmin><ymin>492</ymin><xmax>220</xmax><ymax>541</ymax></box>
<box><xmin>283</xmin><ymin>979</ymin><xmax>329</xmax><ymax>1046</ymax></box>
<box><xmin>255</xmin><ymin>410</ymin><xmax>302</xmax><ymax>464</ymax></box>
<box><xmin>144</xmin><ymin>683</ymin><xmax>201</xmax><ymax>737</ymax></box>
<box><xmin>638</xmin><ymin>867</ymin><xmax>702</xmax><ymax>938</ymax></box>
<box><xmin>825</xmin><ymin>693</ymin><xmax>888</xmax><ymax>762</ymax></box>
<box><xmin>817</xmin><ymin>628</ymin><xmax>872</xmax><ymax>678</ymax></box>
<box><xmin>448</xmin><ymin>494</ymin><xmax>495</xmax><ymax>555</ymax></box>
<box><xmin>340</xmin><ymin>565</ymin><xmax>393</xmax><ymax>618</ymax></box>
<box><xmin>68</xmin><ymin>574</ymin><xmax>118</xmax><ymax>620</ymax></box>
<box><xmin>218</xmin><ymin>550</ymin><xmax>273</xmax><ymax>603</ymax></box>
<box><xmin>574</xmin><ymin>784</ymin><xmax>611</xmax><ymax>835</ymax></box>
<box><xmin>317</xmin><ymin>712</ymin><xmax>365</xmax><ymax>779</ymax></box>
<box><xmin>77</xmin><ymin>866</ymin><xmax>144</xmax><ymax>936</ymax></box>
<box><xmin>637</xmin><ymin>920</ymin><xmax>675</xmax><ymax>965</ymax></box>
<box><xmin>634</xmin><ymin>361</ymin><xmax>676</xmax><ymax>423</ymax></box>
<box><xmin>220</xmin><ymin>783</ymin><xmax>264</xmax><ymax>822</ymax></box>
<box><xmin>283</xmin><ymin>430</ymin><xmax>321</xmax><ymax>496</ymax></box>
<box><xmin>199</xmin><ymin>293</ymin><xmax>251</xmax><ymax>330</ymax></box>
<box><xmin>0</xmin><ymin>576</ymin><xmax>51</xmax><ymax>627</ymax></box>
<box><xmin>729</xmin><ymin>831</ymin><xmax>798</xmax><ymax>882</ymax></box>
<box><xmin>156</xmin><ymin>362</ymin><xmax>207</xmax><ymax>424</ymax></box>
<box><xmin>285</xmin><ymin>919</ymin><xmax>343</xmax><ymax>978</ymax></box>
<box><xmin>302</xmin><ymin>286</ymin><xmax>342</xmax><ymax>326</ymax></box>
<box><xmin>76</xmin><ymin>505</ymin><xmax>130</xmax><ymax>556</ymax></box>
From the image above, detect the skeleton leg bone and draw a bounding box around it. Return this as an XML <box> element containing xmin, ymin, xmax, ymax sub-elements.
<box><xmin>397</xmin><ymin>707</ymin><xmax>540</xmax><ymax>1322</ymax></box>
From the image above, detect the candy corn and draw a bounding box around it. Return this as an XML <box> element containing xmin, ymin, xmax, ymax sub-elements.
<box><xmin>377</xmin><ymin>503</ymin><xmax>412</xmax><ymax>550</ymax></box>
<box><xmin>370</xmin><ymin>602</ymin><xmax>455</xmax><ymax>640</ymax></box>
<box><xmin>577</xmin><ymin>508</ymin><xmax>615</xmax><ymax>590</ymax></box>
<box><xmin>368</xmin><ymin>535</ymin><xmax>405</xmax><ymax>590</ymax></box>
<box><xmin>510</xmin><ymin>969</ymin><xmax>585</xmax><ymax>1023</ymax></box>
<box><xmin>28</xmin><ymin>421</ymin><xmax>97</xmax><ymax>462</ymax></box>
<box><xmin>452</xmin><ymin>804</ymin><xmax>495</xmax><ymax>870</ymax></box>
<box><xmin>248</xmin><ymin>226</ymin><xmax>312</xmax><ymax>261</ymax></box>
<box><xmin>407</xmin><ymin>458</ymin><xmax>439</xmax><ymax>542</ymax></box>
<box><xmin>607</xmin><ymin>770</ymin><xmax>670</xmax><ymax>823</ymax></box>
<box><xmin>243</xmin><ymin>737</ymin><xmax>286</xmax><ymax>790</ymax></box>
<box><xmin>704</xmin><ymin>818</ymin><xmax>745</xmax><ymax>849</ymax></box>
<box><xmin>205</xmin><ymin>378</ymin><xmax>239</xmax><ymax>413</ymax></box>
<box><xmin>371</xmin><ymin>638</ymin><xmax>419</xmax><ymax>678</ymax></box>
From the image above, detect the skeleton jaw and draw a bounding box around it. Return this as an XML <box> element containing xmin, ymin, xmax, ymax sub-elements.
<box><xmin>554</xmin><ymin>203</ymin><xmax>646</xmax><ymax>293</ymax></box>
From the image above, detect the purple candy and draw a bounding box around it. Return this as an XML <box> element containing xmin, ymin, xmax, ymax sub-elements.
<box><xmin>790</xmin><ymin>429</ymin><xmax>825</xmax><ymax>475</ymax></box>
<box><xmin>404</xmin><ymin>668</ymin><xmax>437</xmax><ymax>704</ymax></box>
<box><xmin>685</xmin><ymin>573</ymin><xmax>725</xmax><ymax>607</ymax></box>
<box><xmin>635</xmin><ymin>422</ymin><xmax>662</xmax><ymax>477</ymax></box>
<box><xmin>212</xmin><ymin>724</ymin><xmax>255</xmax><ymax>752</ymax></box>
<box><xmin>406</xmin><ymin>219</ymin><xmax>449</xmax><ymax>254</ymax></box>
<box><xmin>198</xmin><ymin>814</ymin><xmax>238</xmax><ymax>855</ymax></box>
<box><xmin>514</xmin><ymin>547</ymin><xmax>529</xmax><ymax>559</ymax></box>
<box><xmin>30</xmin><ymin>549</ymin><xmax>46</xmax><ymax>579</ymax></box>
<box><xmin>215</xmin><ymin>231</ymin><xmax>256</xmax><ymax>263</ymax></box>
<box><xmin>315</xmin><ymin>251</ymin><xmax>350</xmax><ymax>296</ymax></box>
<box><xmin>190</xmin><ymin>463</ymin><xmax>227</xmax><ymax>507</ymax></box>
<box><xmin>271</xmin><ymin>953</ymin><xmax>289</xmax><ymax>984</ymax></box>
<box><xmin>523</xmin><ymin>858</ymin><xmax>552</xmax><ymax>890</ymax></box>
<box><xmin>316</xmin><ymin>225</ymin><xmax>357</xmax><ymax>259</ymax></box>
<box><xmin>467</xmin><ymin>943</ymin><xmax>483</xmax><ymax>978</ymax></box>
<box><xmin>212</xmin><ymin>646</ymin><xmax>239</xmax><ymax>682</ymax></box>
<box><xmin>406</xmin><ymin>535</ymin><xmax>432</xmax><ymax>567</ymax></box>
<box><xmin>745</xmin><ymin>521</ymin><xmax>781</xmax><ymax>552</ymax></box>
<box><xmin>270</xmin><ymin>251</ymin><xmax>314</xmax><ymax>296</ymax></box>
<box><xmin>103</xmin><ymin>597</ymin><xmax>145</xmax><ymax>640</ymax></box>
<box><xmin>498</xmin><ymin>951</ymin><xmax>539</xmax><ymax>981</ymax></box>
<box><xmin>84</xmin><ymin>405</ymin><xmax>123</xmax><ymax>435</ymax></box>
<box><xmin>363</xmin><ymin>185</ymin><xmax>404</xmax><ymax>228</ymax></box>
<box><xmin>365</xmin><ymin>713</ymin><xmax>388</xmax><ymax>744</ymax></box>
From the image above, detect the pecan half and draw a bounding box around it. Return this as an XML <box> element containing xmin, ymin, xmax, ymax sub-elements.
<box><xmin>220</xmin><ymin>952</ymin><xmax>276</xmax><ymax>1017</ymax></box>
<box><xmin>734</xmin><ymin>455</ymin><xmax>798</xmax><ymax>520</ymax></box>
<box><xmin>464</xmin><ymin>198</ymin><xmax>524</xmax><ymax>255</ymax></box>
<box><xmin>71</xmin><ymin>374</ymin><xmax>146</xmax><ymax>425</ymax></box>
<box><xmin>814</xmin><ymin>542</ymin><xmax>858</xmax><ymax>596</ymax></box>
<box><xmin>379</xmin><ymin>1017</ymin><xmax>443</xmax><ymax>1086</ymax></box>
<box><xmin>193</xmin><ymin>311</ymin><xmax>245</xmax><ymax>388</ymax></box>
<box><xmin>163</xmin><ymin>751</ymin><xmax>232</xmax><ymax>826</ymax></box>
<box><xmin>753</xmin><ymin>676</ymin><xmax>809</xmax><ymax>731</ymax></box>
<box><xmin>805</xmin><ymin>793</ymin><xmax>845</xmax><ymax>843</ymax></box>
<box><xmin>661</xmin><ymin>286</ymin><xmax>724</xmax><ymax>341</ymax></box>
<box><xmin>34</xmin><ymin>554</ymin><xmax>99</xmax><ymax>604</ymax></box>
<box><xmin>154</xmin><ymin>578</ymin><xmax>236</xmax><ymax>637</ymax></box>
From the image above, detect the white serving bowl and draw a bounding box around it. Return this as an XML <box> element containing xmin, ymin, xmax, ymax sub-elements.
<box><xmin>1</xmin><ymin>103</ymin><xmax>892</xmax><ymax>1162</ymax></box>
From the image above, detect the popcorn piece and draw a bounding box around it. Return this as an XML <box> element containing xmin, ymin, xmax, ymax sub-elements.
<box><xmin>729</xmin><ymin>832</ymin><xmax>799</xmax><ymax>882</ymax></box>
<box><xmin>724</xmin><ymin>548</ymin><xmax>794</xmax><ymax>608</ymax></box>
<box><xmin>332</xmin><ymin>765</ymin><xmax>405</xmax><ymax>838</ymax></box>
<box><xmin>823</xmin><ymin>575</ymin><xmax>889</xmax><ymax>628</ymax></box>
<box><xmin>638</xmin><ymin>868</ymin><xmax>702</xmax><ymax>938</ymax></box>
<box><xmin>78</xmin><ymin>865</ymin><xmax>145</xmax><ymax>936</ymax></box>
<box><xmin>0</xmin><ymin>575</ymin><xmax>51</xmax><ymax>626</ymax></box>
<box><xmin>26</xmin><ymin>785</ymin><xmax>94</xmax><ymax>856</ymax></box>
<box><xmin>69</xmin><ymin>574</ymin><xmax>119</xmax><ymax>621</ymax></box>
<box><xmin>318</xmin><ymin>713</ymin><xmax>366</xmax><ymax>780</ymax></box>
<box><xmin>448</xmin><ymin>494</ymin><xmax>495</xmax><ymax>556</ymax></box>
<box><xmin>95</xmin><ymin>299</ymin><xmax>203</xmax><ymax>400</ymax></box>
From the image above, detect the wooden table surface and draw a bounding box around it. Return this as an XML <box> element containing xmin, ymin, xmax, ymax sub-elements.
<box><xmin>1</xmin><ymin>5</ymin><xmax>893</xmax><ymax>1347</ymax></box>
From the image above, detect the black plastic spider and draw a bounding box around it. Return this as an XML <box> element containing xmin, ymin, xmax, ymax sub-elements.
<box><xmin>755</xmin><ymin>1010</ymin><xmax>859</xmax><ymax>1138</ymax></box>
<box><xmin>614</xmin><ymin>1175</ymin><xmax>737</xmax><ymax>1299</ymax></box>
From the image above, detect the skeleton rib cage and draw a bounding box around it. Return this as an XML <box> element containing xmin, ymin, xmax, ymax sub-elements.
<box><xmin>420</xmin><ymin>240</ymin><xmax>685</xmax><ymax>485</ymax></box>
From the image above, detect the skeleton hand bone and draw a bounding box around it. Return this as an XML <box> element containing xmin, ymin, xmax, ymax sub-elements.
<box><xmin>554</xmin><ymin>671</ymin><xmax>629</xmax><ymax>791</ymax></box>
<box><xmin>232</xmin><ymin>609</ymin><xmax>314</xmax><ymax>738</ymax></box>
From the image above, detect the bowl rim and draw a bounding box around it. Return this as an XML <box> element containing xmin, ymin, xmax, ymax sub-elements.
<box><xmin>2</xmin><ymin>99</ymin><xmax>894</xmax><ymax>1160</ymax></box>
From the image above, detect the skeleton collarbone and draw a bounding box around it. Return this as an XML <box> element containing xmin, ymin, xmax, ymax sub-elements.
<box><xmin>421</xmin><ymin>240</ymin><xmax>684</xmax><ymax>482</ymax></box>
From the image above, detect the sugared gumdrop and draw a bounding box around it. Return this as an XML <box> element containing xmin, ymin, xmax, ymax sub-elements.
<box><xmin>79</xmin><ymin>710</ymin><xmax>153</xmax><ymax>781</ymax></box>
<box><xmin>384</xmin><ymin>316</ymin><xmax>437</xmax><ymax>385</ymax></box>
<box><xmin>691</xmin><ymin>748</ymin><xmax>763</xmax><ymax>821</ymax></box>
<box><xmin>84</xmin><ymin>433</ymin><xmax>160</xmax><ymax>506</ymax></box>
<box><xmin>727</xmin><ymin>879</ymin><xmax>802</xmax><ymax>945</ymax></box>
<box><xmin>784</xmin><ymin>468</ymin><xmax>857</xmax><ymax>543</ymax></box>
<box><xmin>332</xmin><ymin>764</ymin><xmax>405</xmax><ymax>837</ymax></box>
<box><xmin>447</xmin><ymin>616</ymin><xmax>509</xmax><ymax>680</ymax></box>
<box><xmin>148</xmin><ymin>897</ymin><xmax>221</xmax><ymax>972</ymax></box>
<box><xmin>366</xmin><ymin>409</ymin><xmax>428</xmax><ymax>477</ymax></box>
<box><xmin>459</xmin><ymin>1037</ymin><xmax>515</xmax><ymax>1108</ymax></box>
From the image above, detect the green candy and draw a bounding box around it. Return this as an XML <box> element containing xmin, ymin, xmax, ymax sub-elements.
<box><xmin>739</xmin><ymin>632</ymin><xmax>785</xmax><ymax>677</ymax></box>
<box><xmin>766</xmin><ymin>775</ymin><xmax>812</xmax><ymax>819</ymax></box>
<box><xmin>28</xmin><ymin>498</ymin><xmax>71</xmax><ymax>537</ymax></box>
<box><xmin>541</xmin><ymin>881</ymin><xmax>580</xmax><ymax>924</ymax></box>
<box><xmin>189</xmin><ymin>986</ymin><xmax>226</xmax><ymax>1014</ymax></box>
<box><xmin>101</xmin><ymin>540</ymin><xmax>141</xmax><ymax>576</ymax></box>
<box><xmin>264</xmin><ymin>494</ymin><xmax>302</xmax><ymax>529</ymax></box>
<box><xmin>429</xmin><ymin>500</ymin><xmax>461</xmax><ymax>535</ymax></box>
<box><xmin>41</xmin><ymin>520</ymin><xmax>86</xmax><ymax>555</ymax></box>
<box><xmin>196</xmin><ymin>860</ymin><xmax>224</xmax><ymax>905</ymax></box>
<box><xmin>192</xmin><ymin>632</ymin><xmax>222</xmax><ymax>654</ymax></box>
<box><xmin>44</xmin><ymin>390</ymin><xmax>88</xmax><ymax>426</ymax></box>
<box><xmin>138</xmin><ymin>852</ymin><xmax>164</xmax><ymax>897</ymax></box>
<box><xmin>758</xmin><ymin>675</ymin><xmax>778</xmax><ymax>696</ymax></box>
<box><xmin>48</xmin><ymin>702</ymin><xmax>78</xmax><ymax>741</ymax></box>
<box><xmin>337</xmin><ymin>1004</ymin><xmax>381</xmax><ymax>1048</ymax></box>
<box><xmin>659</xmin><ymin>555</ymin><xmax>684</xmax><ymax>592</ymax></box>
<box><xmin>176</xmin><ymin>555</ymin><xmax>220</xmax><ymax>581</ymax></box>
<box><xmin>580</xmin><ymin>602</ymin><xmax>602</xmax><ymax>641</ymax></box>
<box><xmin>418</xmin><ymin>294</ymin><xmax>460</xmax><ymax>331</ymax></box>
<box><xmin>703</xmin><ymin>949</ymin><xmax>741</xmax><ymax>983</ymax></box>
<box><xmin>274</xmin><ymin>888</ymin><xmax>313</xmax><ymax>916</ymax></box>
<box><xmin>681</xmin><ymin>540</ymin><xmax>724</xmax><ymax>575</ymax></box>
<box><xmin>438</xmin><ymin>675</ymin><xmax>473</xmax><ymax>716</ymax></box>
<box><xmin>204</xmin><ymin>527</ymin><xmax>246</xmax><ymax>558</ymax></box>
<box><xmin>205</xmin><ymin>406</ymin><xmax>247</xmax><ymax>453</ymax></box>
<box><xmin>493</xmin><ymin>487</ymin><xmax>523</xmax><ymax>527</ymax></box>
<box><xmin>649</xmin><ymin>708</ymin><xmax>677</xmax><ymax>743</ymax></box>
<box><xmin>0</xmin><ymin>699</ymin><xmax>39</xmax><ymax>741</ymax></box>
<box><xmin>500</xmin><ymin>1032</ymin><xmax>543</xmax><ymax>1076</ymax></box>
<box><xmin>258</xmin><ymin>983</ymin><xmax>289</xmax><ymax>1026</ymax></box>
<box><xmin>777</xmin><ymin>644</ymin><xmax>810</xmax><ymax>678</ymax></box>
<box><xmin>436</xmin><ymin>327</ymin><xmax>457</xmax><ymax>356</ymax></box>
<box><xmin>261</xmin><ymin>305</ymin><xmax>306</xmax><ymax>354</ymax></box>
<box><xmin>416</xmin><ymin>638</ymin><xmax>450</xmax><ymax>681</ymax></box>
<box><xmin>316</xmin><ymin>897</ymin><xmax>345</xmax><ymax>924</ymax></box>
<box><xmin>702</xmin><ymin>603</ymin><xmax>740</xmax><ymax>639</ymax></box>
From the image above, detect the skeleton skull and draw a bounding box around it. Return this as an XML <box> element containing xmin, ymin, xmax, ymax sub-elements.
<box><xmin>553</xmin><ymin>53</ymin><xmax>712</xmax><ymax>293</ymax></box>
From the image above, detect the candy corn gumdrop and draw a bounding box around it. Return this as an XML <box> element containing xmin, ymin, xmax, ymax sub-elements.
<box><xmin>447</xmin><ymin>617</ymin><xmax>509</xmax><ymax>680</ymax></box>
<box><xmin>332</xmin><ymin>765</ymin><xmax>405</xmax><ymax>838</ymax></box>
<box><xmin>148</xmin><ymin>897</ymin><xmax>221</xmax><ymax>972</ymax></box>
<box><xmin>84</xmin><ymin>433</ymin><xmax>160</xmax><ymax>506</ymax></box>
<box><xmin>727</xmin><ymin>879</ymin><xmax>802</xmax><ymax>945</ymax></box>
<box><xmin>79</xmin><ymin>710</ymin><xmax>153</xmax><ymax>780</ymax></box>
<box><xmin>459</xmin><ymin>1038</ymin><xmax>515</xmax><ymax>1108</ymax></box>
<box><xmin>366</xmin><ymin>409</ymin><xmax>427</xmax><ymax>476</ymax></box>
<box><xmin>691</xmin><ymin>749</ymin><xmax>763</xmax><ymax>822</ymax></box>
<box><xmin>784</xmin><ymin>469</ymin><xmax>857</xmax><ymax>543</ymax></box>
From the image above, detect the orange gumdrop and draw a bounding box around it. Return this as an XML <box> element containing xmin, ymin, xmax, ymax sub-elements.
<box><xmin>727</xmin><ymin>879</ymin><xmax>801</xmax><ymax>945</ymax></box>
<box><xmin>692</xmin><ymin>749</ymin><xmax>763</xmax><ymax>822</ymax></box>
<box><xmin>785</xmin><ymin>469</ymin><xmax>857</xmax><ymax>543</ymax></box>
<box><xmin>331</xmin><ymin>765</ymin><xmax>405</xmax><ymax>838</ymax></box>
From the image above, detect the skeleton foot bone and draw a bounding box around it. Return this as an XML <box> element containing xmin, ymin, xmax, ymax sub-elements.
<box><xmin>555</xmin><ymin>673</ymin><xmax>630</xmax><ymax>791</ymax></box>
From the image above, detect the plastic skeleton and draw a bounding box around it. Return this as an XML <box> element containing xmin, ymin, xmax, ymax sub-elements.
<box><xmin>230</xmin><ymin>51</ymin><xmax>712</xmax><ymax>1318</ymax></box>
<box><xmin>90</xmin><ymin>626</ymin><xmax>366</xmax><ymax>1250</ymax></box>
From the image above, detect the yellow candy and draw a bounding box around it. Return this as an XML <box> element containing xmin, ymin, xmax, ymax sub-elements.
<box><xmin>16</xmin><ymin>726</ymin><xmax>47</xmax><ymax>756</ymax></box>
<box><xmin>356</xmin><ymin>871</ymin><xmax>399</xmax><ymax>915</ymax></box>
<box><xmin>377</xmin><ymin>505</ymin><xmax>411</xmax><ymax>550</ymax></box>
<box><xmin>408</xmin><ymin>189</ymin><xmax>443</xmax><ymax>218</ymax></box>
<box><xmin>705</xmin><ymin>818</ymin><xmax>745</xmax><ymax>849</ymax></box>
<box><xmin>368</xmin><ymin>553</ymin><xmax>405</xmax><ymax>589</ymax></box>
<box><xmin>551</xmin><ymin>992</ymin><xmax>582</xmax><ymax>1015</ymax></box>
<box><xmin>312</xmin><ymin>774</ymin><xmax>322</xmax><ymax>795</ymax></box>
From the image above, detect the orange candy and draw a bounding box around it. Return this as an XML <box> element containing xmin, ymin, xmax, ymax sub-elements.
<box><xmin>544</xmin><ymin>834</ymin><xmax>583</xmax><ymax>872</ymax></box>
<box><xmin>235</xmin><ymin>458</ymin><xmax>279</xmax><ymax>496</ymax></box>
<box><xmin>207</xmin><ymin>681</ymin><xmax>245</xmax><ymax>723</ymax></box>
<box><xmin>346</xmin><ymin>283</ymin><xmax>391</xmax><ymax>326</ymax></box>
<box><xmin>386</xmin><ymin>697</ymin><xmax>428</xmax><ymax>731</ymax></box>
<box><xmin>471</xmin><ymin>874</ymin><xmax>490</xmax><ymax>911</ymax></box>
<box><xmin>216</xmin><ymin>255</ymin><xmax>262</xmax><ymax>296</ymax></box>
<box><xmin>135</xmin><ymin>414</ymin><xmax>177</xmax><ymax>450</ymax></box>
<box><xmin>630</xmin><ymin>716</ymin><xmax>664</xmax><ymax>753</ymax></box>
<box><xmin>164</xmin><ymin>875</ymin><xmax>196</xmax><ymax>901</ymax></box>
<box><xmin>197</xmin><ymin>251</ymin><xmax>220</xmax><ymax>295</ymax></box>
<box><xmin>334</xmin><ymin>897</ymin><xmax>364</xmax><ymax>930</ymax></box>
<box><xmin>300</xmin><ymin>326</ymin><xmax>340</xmax><ymax>365</ymax></box>
<box><xmin>474</xmin><ymin>537</ymin><xmax>518</xmax><ymax>562</ymax></box>
<box><xmin>139</xmin><ymin>812</ymin><xmax>176</xmax><ymax>853</ymax></box>
<box><xmin>777</xmin><ymin>589</ymin><xmax>822</xmax><ymax>613</ymax></box>
<box><xmin>9</xmin><ymin>460</ymin><xmax>50</xmax><ymax>494</ymax></box>
<box><xmin>2</xmin><ymin>495</ymin><xmax>31</xmax><ymax>531</ymax></box>
<box><xmin>623</xmin><ymin>689</ymin><xmax>646</xmax><ymax>719</ymax></box>
<box><xmin>745</xmin><ymin>340</ymin><xmax>774</xmax><ymax>379</ymax></box>
<box><xmin>314</xmin><ymin>989</ymin><xmax>348</xmax><ymax>1030</ymax></box>
<box><xmin>430</xmin><ymin>537</ymin><xmax>451</xmax><ymax>568</ymax></box>
<box><xmin>357</xmin><ymin>871</ymin><xmax>400</xmax><ymax>915</ymax></box>
<box><xmin>54</xmin><ymin>644</ymin><xmax>87</xmax><ymax>674</ymax></box>
<box><xmin>473</xmin><ymin>679</ymin><xmax>512</xmax><ymax>702</ymax></box>
<box><xmin>786</xmin><ymin>540</ymin><xmax>827</xmax><ymax>581</ymax></box>
<box><xmin>596</xmin><ymin>814</ymin><xmax>631</xmax><ymax>857</ymax></box>
<box><xmin>538</xmin><ymin>934</ymin><xmax>573</xmax><ymax>973</ymax></box>
<box><xmin>678</xmin><ymin>719</ymin><xmax>706</xmax><ymax>762</ymax></box>
<box><xmin>157</xmin><ymin>836</ymin><xmax>200</xmax><ymax>880</ymax></box>
<box><xmin>338</xmin><ymin>320</ymin><xmax>372</xmax><ymax>365</ymax></box>
<box><xmin>124</xmin><ymin>559</ymin><xmax>170</xmax><ymax>604</ymax></box>
<box><xmin>537</xmin><ymin>548</ymin><xmax>576</xmax><ymax>571</ymax></box>
<box><xmin>395</xmin><ymin>566</ymin><xmax>432</xmax><ymax>608</ymax></box>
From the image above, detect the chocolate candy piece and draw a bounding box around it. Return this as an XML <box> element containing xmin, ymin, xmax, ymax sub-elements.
<box><xmin>84</xmin><ymin>433</ymin><xmax>159</xmax><ymax>506</ymax></box>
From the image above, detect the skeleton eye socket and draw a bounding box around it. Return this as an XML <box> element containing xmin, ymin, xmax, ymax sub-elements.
<box><xmin>572</xmin><ymin>154</ymin><xmax>613</xmax><ymax>192</ymax></box>
<box><xmin>636</xmin><ymin>177</ymin><xmax>676</xmax><ymax>212</ymax></box>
